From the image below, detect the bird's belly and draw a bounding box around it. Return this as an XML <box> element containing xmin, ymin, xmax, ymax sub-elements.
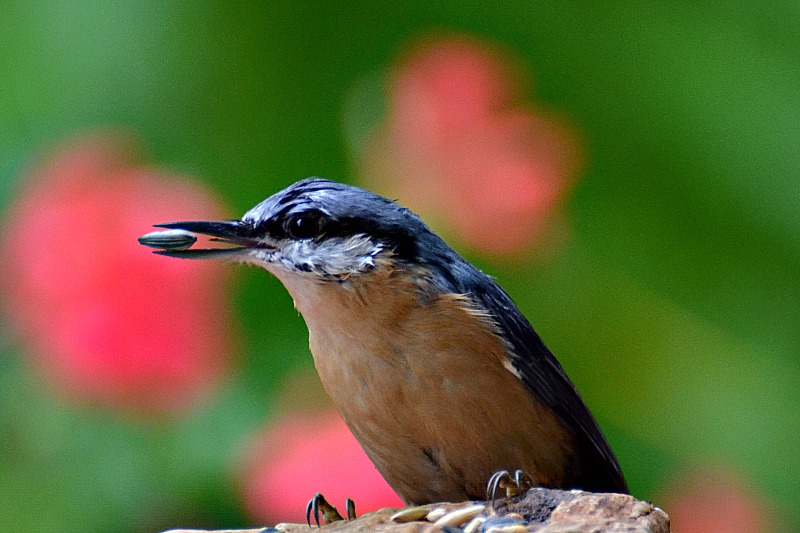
<box><xmin>308</xmin><ymin>316</ymin><xmax>575</xmax><ymax>504</ymax></box>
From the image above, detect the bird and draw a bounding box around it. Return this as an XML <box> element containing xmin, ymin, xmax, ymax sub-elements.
<box><xmin>140</xmin><ymin>177</ymin><xmax>627</xmax><ymax>515</ymax></box>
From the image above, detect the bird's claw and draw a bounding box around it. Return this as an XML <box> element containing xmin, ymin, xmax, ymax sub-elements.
<box><xmin>345</xmin><ymin>498</ymin><xmax>356</xmax><ymax>521</ymax></box>
<box><xmin>305</xmin><ymin>493</ymin><xmax>356</xmax><ymax>528</ymax></box>
<box><xmin>486</xmin><ymin>469</ymin><xmax>532</xmax><ymax>508</ymax></box>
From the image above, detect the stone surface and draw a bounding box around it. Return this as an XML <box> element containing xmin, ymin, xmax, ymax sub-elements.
<box><xmin>162</xmin><ymin>487</ymin><xmax>670</xmax><ymax>532</ymax></box>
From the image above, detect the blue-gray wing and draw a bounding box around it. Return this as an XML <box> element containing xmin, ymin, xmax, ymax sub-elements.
<box><xmin>455</xmin><ymin>264</ymin><xmax>628</xmax><ymax>493</ymax></box>
<box><xmin>408</xmin><ymin>214</ymin><xmax>627</xmax><ymax>493</ymax></box>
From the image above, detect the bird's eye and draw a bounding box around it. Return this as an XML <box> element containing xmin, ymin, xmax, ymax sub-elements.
<box><xmin>286</xmin><ymin>212</ymin><xmax>324</xmax><ymax>239</ymax></box>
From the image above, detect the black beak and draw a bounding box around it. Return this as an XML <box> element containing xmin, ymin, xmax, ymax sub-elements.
<box><xmin>140</xmin><ymin>220</ymin><xmax>265</xmax><ymax>260</ymax></box>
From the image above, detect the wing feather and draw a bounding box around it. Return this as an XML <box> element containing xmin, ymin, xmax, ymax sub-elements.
<box><xmin>446</xmin><ymin>261</ymin><xmax>628</xmax><ymax>493</ymax></box>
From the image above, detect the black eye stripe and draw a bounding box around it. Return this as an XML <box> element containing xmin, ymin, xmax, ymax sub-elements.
<box><xmin>251</xmin><ymin>205</ymin><xmax>418</xmax><ymax>261</ymax></box>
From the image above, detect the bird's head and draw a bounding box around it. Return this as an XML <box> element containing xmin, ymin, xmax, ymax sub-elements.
<box><xmin>144</xmin><ymin>178</ymin><xmax>446</xmax><ymax>285</ymax></box>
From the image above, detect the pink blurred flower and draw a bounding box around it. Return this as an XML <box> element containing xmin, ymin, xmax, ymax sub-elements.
<box><xmin>660</xmin><ymin>464</ymin><xmax>774</xmax><ymax>533</ymax></box>
<box><xmin>359</xmin><ymin>34</ymin><xmax>583</xmax><ymax>256</ymax></box>
<box><xmin>239</xmin><ymin>409</ymin><xmax>403</xmax><ymax>524</ymax></box>
<box><xmin>0</xmin><ymin>133</ymin><xmax>231</xmax><ymax>415</ymax></box>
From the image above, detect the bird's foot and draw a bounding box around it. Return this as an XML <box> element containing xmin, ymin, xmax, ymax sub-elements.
<box><xmin>305</xmin><ymin>493</ymin><xmax>356</xmax><ymax>528</ymax></box>
<box><xmin>486</xmin><ymin>469</ymin><xmax>532</xmax><ymax>508</ymax></box>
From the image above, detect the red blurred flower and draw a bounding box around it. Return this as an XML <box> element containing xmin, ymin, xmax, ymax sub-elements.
<box><xmin>240</xmin><ymin>409</ymin><xmax>403</xmax><ymax>524</ymax></box>
<box><xmin>0</xmin><ymin>133</ymin><xmax>231</xmax><ymax>415</ymax></box>
<box><xmin>359</xmin><ymin>34</ymin><xmax>583</xmax><ymax>256</ymax></box>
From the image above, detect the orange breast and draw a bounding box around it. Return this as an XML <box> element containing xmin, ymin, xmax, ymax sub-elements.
<box><xmin>274</xmin><ymin>266</ymin><xmax>577</xmax><ymax>504</ymax></box>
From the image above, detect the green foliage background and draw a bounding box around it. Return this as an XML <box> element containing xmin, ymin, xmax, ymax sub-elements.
<box><xmin>1</xmin><ymin>2</ymin><xmax>798</xmax><ymax>531</ymax></box>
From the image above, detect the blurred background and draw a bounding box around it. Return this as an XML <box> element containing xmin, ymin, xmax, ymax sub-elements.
<box><xmin>1</xmin><ymin>3</ymin><xmax>798</xmax><ymax>532</ymax></box>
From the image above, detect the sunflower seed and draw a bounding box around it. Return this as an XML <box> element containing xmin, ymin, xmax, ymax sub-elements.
<box><xmin>138</xmin><ymin>229</ymin><xmax>197</xmax><ymax>250</ymax></box>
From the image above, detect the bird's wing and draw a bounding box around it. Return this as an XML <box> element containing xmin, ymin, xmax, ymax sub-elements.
<box><xmin>465</xmin><ymin>272</ymin><xmax>628</xmax><ymax>493</ymax></box>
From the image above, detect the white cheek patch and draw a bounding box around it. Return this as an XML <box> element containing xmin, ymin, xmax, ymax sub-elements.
<box><xmin>259</xmin><ymin>234</ymin><xmax>385</xmax><ymax>279</ymax></box>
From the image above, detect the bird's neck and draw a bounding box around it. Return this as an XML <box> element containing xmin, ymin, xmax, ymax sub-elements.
<box><xmin>268</xmin><ymin>266</ymin><xmax>422</xmax><ymax>333</ymax></box>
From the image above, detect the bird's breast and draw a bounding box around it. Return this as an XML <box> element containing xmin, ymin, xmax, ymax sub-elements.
<box><xmin>273</xmin><ymin>268</ymin><xmax>576</xmax><ymax>504</ymax></box>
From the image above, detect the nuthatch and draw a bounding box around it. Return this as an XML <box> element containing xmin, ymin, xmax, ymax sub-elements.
<box><xmin>141</xmin><ymin>178</ymin><xmax>627</xmax><ymax>512</ymax></box>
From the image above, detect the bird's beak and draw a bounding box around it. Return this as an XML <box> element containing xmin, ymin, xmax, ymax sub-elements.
<box><xmin>140</xmin><ymin>220</ymin><xmax>264</xmax><ymax>260</ymax></box>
